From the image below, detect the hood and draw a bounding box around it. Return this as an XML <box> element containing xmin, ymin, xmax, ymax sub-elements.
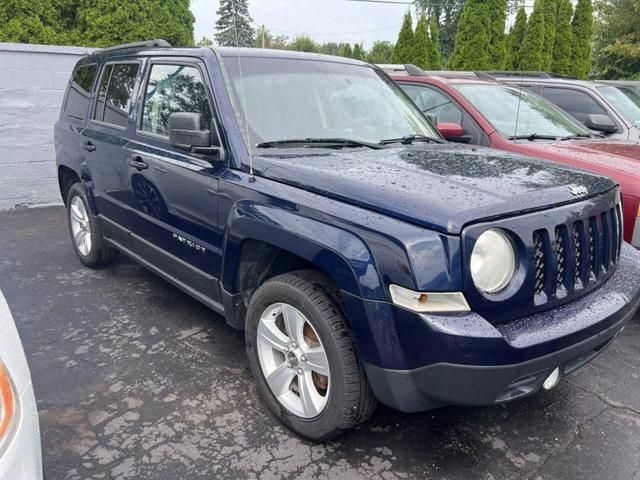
<box><xmin>513</xmin><ymin>139</ymin><xmax>640</xmax><ymax>178</ymax></box>
<box><xmin>253</xmin><ymin>144</ymin><xmax>615</xmax><ymax>234</ymax></box>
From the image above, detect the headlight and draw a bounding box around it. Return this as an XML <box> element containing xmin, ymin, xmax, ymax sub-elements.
<box><xmin>0</xmin><ymin>360</ymin><xmax>17</xmax><ymax>448</ymax></box>
<box><xmin>470</xmin><ymin>229</ymin><xmax>517</xmax><ymax>294</ymax></box>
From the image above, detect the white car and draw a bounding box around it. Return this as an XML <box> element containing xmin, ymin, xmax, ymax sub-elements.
<box><xmin>0</xmin><ymin>290</ymin><xmax>43</xmax><ymax>479</ymax></box>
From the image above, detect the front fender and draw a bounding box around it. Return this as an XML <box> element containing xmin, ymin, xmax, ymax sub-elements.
<box><xmin>221</xmin><ymin>201</ymin><xmax>385</xmax><ymax>300</ymax></box>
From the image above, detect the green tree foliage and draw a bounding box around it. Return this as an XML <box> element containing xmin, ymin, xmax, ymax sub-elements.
<box><xmin>428</xmin><ymin>16</ymin><xmax>442</xmax><ymax>69</ymax></box>
<box><xmin>288</xmin><ymin>35</ymin><xmax>319</xmax><ymax>53</ymax></box>
<box><xmin>75</xmin><ymin>0</ymin><xmax>194</xmax><ymax>47</ymax></box>
<box><xmin>415</xmin><ymin>0</ymin><xmax>465</xmax><ymax>62</ymax></box>
<box><xmin>488</xmin><ymin>0</ymin><xmax>508</xmax><ymax>69</ymax></box>
<box><xmin>571</xmin><ymin>0</ymin><xmax>593</xmax><ymax>78</ymax></box>
<box><xmin>552</xmin><ymin>0</ymin><xmax>574</xmax><ymax>75</ymax></box>
<box><xmin>196</xmin><ymin>37</ymin><xmax>214</xmax><ymax>47</ymax></box>
<box><xmin>542</xmin><ymin>0</ymin><xmax>558</xmax><ymax>70</ymax></box>
<box><xmin>254</xmin><ymin>26</ymin><xmax>288</xmax><ymax>49</ymax></box>
<box><xmin>413</xmin><ymin>14</ymin><xmax>431</xmax><ymax>68</ymax></box>
<box><xmin>507</xmin><ymin>7</ymin><xmax>527</xmax><ymax>69</ymax></box>
<box><xmin>392</xmin><ymin>11</ymin><xmax>415</xmax><ymax>64</ymax></box>
<box><xmin>448</xmin><ymin>0</ymin><xmax>492</xmax><ymax>70</ymax></box>
<box><xmin>0</xmin><ymin>0</ymin><xmax>194</xmax><ymax>47</ymax></box>
<box><xmin>215</xmin><ymin>0</ymin><xmax>255</xmax><ymax>47</ymax></box>
<box><xmin>367</xmin><ymin>41</ymin><xmax>395</xmax><ymax>64</ymax></box>
<box><xmin>338</xmin><ymin>42</ymin><xmax>353</xmax><ymax>58</ymax></box>
<box><xmin>519</xmin><ymin>0</ymin><xmax>546</xmax><ymax>70</ymax></box>
<box><xmin>594</xmin><ymin>0</ymin><xmax>640</xmax><ymax>78</ymax></box>
<box><xmin>352</xmin><ymin>43</ymin><xmax>367</xmax><ymax>60</ymax></box>
<box><xmin>320</xmin><ymin>42</ymin><xmax>340</xmax><ymax>56</ymax></box>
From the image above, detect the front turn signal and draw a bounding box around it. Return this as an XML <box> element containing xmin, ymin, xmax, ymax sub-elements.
<box><xmin>0</xmin><ymin>360</ymin><xmax>17</xmax><ymax>447</ymax></box>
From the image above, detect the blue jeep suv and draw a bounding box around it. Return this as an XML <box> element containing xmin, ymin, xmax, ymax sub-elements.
<box><xmin>54</xmin><ymin>41</ymin><xmax>640</xmax><ymax>441</ymax></box>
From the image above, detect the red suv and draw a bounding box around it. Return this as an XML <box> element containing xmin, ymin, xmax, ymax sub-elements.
<box><xmin>389</xmin><ymin>68</ymin><xmax>640</xmax><ymax>247</ymax></box>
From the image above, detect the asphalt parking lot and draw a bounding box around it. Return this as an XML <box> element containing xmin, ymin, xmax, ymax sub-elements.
<box><xmin>1</xmin><ymin>206</ymin><xmax>639</xmax><ymax>480</ymax></box>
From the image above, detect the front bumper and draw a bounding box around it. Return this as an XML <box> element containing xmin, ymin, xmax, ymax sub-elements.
<box><xmin>345</xmin><ymin>244</ymin><xmax>640</xmax><ymax>413</ymax></box>
<box><xmin>0</xmin><ymin>385</ymin><xmax>43</xmax><ymax>480</ymax></box>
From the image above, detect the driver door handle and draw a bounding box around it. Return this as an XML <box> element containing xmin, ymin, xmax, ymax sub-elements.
<box><xmin>128</xmin><ymin>155</ymin><xmax>148</xmax><ymax>171</ymax></box>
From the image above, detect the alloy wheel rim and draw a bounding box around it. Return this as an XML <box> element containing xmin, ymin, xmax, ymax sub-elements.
<box><xmin>256</xmin><ymin>303</ymin><xmax>331</xmax><ymax>418</ymax></box>
<box><xmin>70</xmin><ymin>196</ymin><xmax>92</xmax><ymax>256</ymax></box>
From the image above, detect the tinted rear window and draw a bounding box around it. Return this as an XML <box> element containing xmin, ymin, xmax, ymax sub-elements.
<box><xmin>93</xmin><ymin>63</ymin><xmax>140</xmax><ymax>128</ymax></box>
<box><xmin>64</xmin><ymin>64</ymin><xmax>98</xmax><ymax>119</ymax></box>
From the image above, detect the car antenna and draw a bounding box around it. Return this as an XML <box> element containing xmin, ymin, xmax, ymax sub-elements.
<box><xmin>513</xmin><ymin>71</ymin><xmax>524</xmax><ymax>140</ymax></box>
<box><xmin>231</xmin><ymin>0</ymin><xmax>256</xmax><ymax>182</ymax></box>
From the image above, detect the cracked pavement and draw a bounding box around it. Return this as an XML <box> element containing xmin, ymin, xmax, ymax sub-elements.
<box><xmin>1</xmin><ymin>206</ymin><xmax>639</xmax><ymax>480</ymax></box>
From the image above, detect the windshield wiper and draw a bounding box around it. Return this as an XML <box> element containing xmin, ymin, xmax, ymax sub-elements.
<box><xmin>508</xmin><ymin>133</ymin><xmax>560</xmax><ymax>141</ymax></box>
<box><xmin>379</xmin><ymin>133</ymin><xmax>444</xmax><ymax>145</ymax></box>
<box><xmin>256</xmin><ymin>138</ymin><xmax>382</xmax><ymax>150</ymax></box>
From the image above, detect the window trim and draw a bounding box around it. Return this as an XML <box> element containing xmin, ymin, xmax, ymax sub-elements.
<box><xmin>540</xmin><ymin>85</ymin><xmax>623</xmax><ymax>133</ymax></box>
<box><xmin>90</xmin><ymin>59</ymin><xmax>142</xmax><ymax>131</ymax></box>
<box><xmin>136</xmin><ymin>59</ymin><xmax>218</xmax><ymax>144</ymax></box>
<box><xmin>63</xmin><ymin>62</ymin><xmax>99</xmax><ymax>120</ymax></box>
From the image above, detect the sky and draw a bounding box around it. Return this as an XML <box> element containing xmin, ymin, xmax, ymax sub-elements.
<box><xmin>190</xmin><ymin>0</ymin><xmax>411</xmax><ymax>48</ymax></box>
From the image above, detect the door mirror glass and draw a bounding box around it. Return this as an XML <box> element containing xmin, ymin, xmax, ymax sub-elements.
<box><xmin>169</xmin><ymin>112</ymin><xmax>211</xmax><ymax>150</ymax></box>
<box><xmin>583</xmin><ymin>114</ymin><xmax>618</xmax><ymax>134</ymax></box>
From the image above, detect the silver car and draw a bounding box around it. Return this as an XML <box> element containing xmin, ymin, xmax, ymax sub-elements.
<box><xmin>0</xmin><ymin>290</ymin><xmax>43</xmax><ymax>479</ymax></box>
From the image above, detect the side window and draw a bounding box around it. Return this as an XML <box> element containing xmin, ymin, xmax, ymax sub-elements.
<box><xmin>400</xmin><ymin>83</ymin><xmax>486</xmax><ymax>145</ymax></box>
<box><xmin>93</xmin><ymin>63</ymin><xmax>140</xmax><ymax>128</ymax></box>
<box><xmin>141</xmin><ymin>64</ymin><xmax>213</xmax><ymax>137</ymax></box>
<box><xmin>541</xmin><ymin>87</ymin><xmax>609</xmax><ymax>124</ymax></box>
<box><xmin>401</xmin><ymin>84</ymin><xmax>463</xmax><ymax>124</ymax></box>
<box><xmin>64</xmin><ymin>64</ymin><xmax>98</xmax><ymax>119</ymax></box>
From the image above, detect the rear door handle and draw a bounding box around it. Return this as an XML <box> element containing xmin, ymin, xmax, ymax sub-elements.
<box><xmin>83</xmin><ymin>141</ymin><xmax>96</xmax><ymax>152</ymax></box>
<box><xmin>128</xmin><ymin>155</ymin><xmax>148</xmax><ymax>171</ymax></box>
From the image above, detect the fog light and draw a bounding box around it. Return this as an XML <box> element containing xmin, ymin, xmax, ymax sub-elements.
<box><xmin>543</xmin><ymin>367</ymin><xmax>561</xmax><ymax>390</ymax></box>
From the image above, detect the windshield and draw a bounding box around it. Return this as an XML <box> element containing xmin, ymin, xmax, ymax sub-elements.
<box><xmin>597</xmin><ymin>85</ymin><xmax>640</xmax><ymax>127</ymax></box>
<box><xmin>221</xmin><ymin>56</ymin><xmax>439</xmax><ymax>149</ymax></box>
<box><xmin>454</xmin><ymin>84</ymin><xmax>590</xmax><ymax>138</ymax></box>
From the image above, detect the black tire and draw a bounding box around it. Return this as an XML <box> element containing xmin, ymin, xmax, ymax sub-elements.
<box><xmin>245</xmin><ymin>270</ymin><xmax>377</xmax><ymax>441</ymax></box>
<box><xmin>66</xmin><ymin>183</ymin><xmax>119</xmax><ymax>268</ymax></box>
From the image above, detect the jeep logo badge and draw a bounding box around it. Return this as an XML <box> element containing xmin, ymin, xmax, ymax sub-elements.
<box><xmin>569</xmin><ymin>185</ymin><xmax>588</xmax><ymax>196</ymax></box>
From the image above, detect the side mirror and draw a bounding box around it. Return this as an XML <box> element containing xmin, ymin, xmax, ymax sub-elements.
<box><xmin>584</xmin><ymin>114</ymin><xmax>618</xmax><ymax>134</ymax></box>
<box><xmin>437</xmin><ymin>122</ymin><xmax>464</xmax><ymax>140</ymax></box>
<box><xmin>169</xmin><ymin>112</ymin><xmax>224</xmax><ymax>161</ymax></box>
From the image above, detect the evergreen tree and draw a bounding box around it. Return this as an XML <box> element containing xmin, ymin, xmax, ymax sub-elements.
<box><xmin>352</xmin><ymin>43</ymin><xmax>367</xmax><ymax>60</ymax></box>
<box><xmin>215</xmin><ymin>0</ymin><xmax>255</xmax><ymax>47</ymax></box>
<box><xmin>594</xmin><ymin>0</ymin><xmax>640</xmax><ymax>79</ymax></box>
<box><xmin>0</xmin><ymin>0</ymin><xmax>64</xmax><ymax>44</ymax></box>
<box><xmin>367</xmin><ymin>41</ymin><xmax>395</xmax><ymax>64</ymax></box>
<box><xmin>392</xmin><ymin>11</ymin><xmax>415</xmax><ymax>64</ymax></box>
<box><xmin>338</xmin><ymin>42</ymin><xmax>353</xmax><ymax>58</ymax></box>
<box><xmin>488</xmin><ymin>0</ymin><xmax>508</xmax><ymax>69</ymax></box>
<box><xmin>448</xmin><ymin>0</ymin><xmax>492</xmax><ymax>70</ymax></box>
<box><xmin>507</xmin><ymin>7</ymin><xmax>527</xmax><ymax>69</ymax></box>
<box><xmin>428</xmin><ymin>16</ymin><xmax>442</xmax><ymax>69</ymax></box>
<box><xmin>551</xmin><ymin>0</ymin><xmax>573</xmax><ymax>75</ymax></box>
<box><xmin>519</xmin><ymin>0</ymin><xmax>546</xmax><ymax>70</ymax></box>
<box><xmin>413</xmin><ymin>14</ymin><xmax>431</xmax><ymax>68</ymax></box>
<box><xmin>542</xmin><ymin>0</ymin><xmax>558</xmax><ymax>70</ymax></box>
<box><xmin>320</xmin><ymin>42</ymin><xmax>340</xmax><ymax>56</ymax></box>
<box><xmin>571</xmin><ymin>0</ymin><xmax>593</xmax><ymax>78</ymax></box>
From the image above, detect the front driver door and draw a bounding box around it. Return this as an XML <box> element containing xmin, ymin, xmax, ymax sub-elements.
<box><xmin>124</xmin><ymin>60</ymin><xmax>227</xmax><ymax>303</ymax></box>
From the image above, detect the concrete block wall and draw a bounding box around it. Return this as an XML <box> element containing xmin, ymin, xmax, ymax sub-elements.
<box><xmin>0</xmin><ymin>43</ymin><xmax>95</xmax><ymax>210</ymax></box>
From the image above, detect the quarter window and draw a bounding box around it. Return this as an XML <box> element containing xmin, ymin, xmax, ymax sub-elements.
<box><xmin>64</xmin><ymin>64</ymin><xmax>98</xmax><ymax>119</ymax></box>
<box><xmin>541</xmin><ymin>87</ymin><xmax>609</xmax><ymax>124</ymax></box>
<box><xmin>93</xmin><ymin>63</ymin><xmax>140</xmax><ymax>128</ymax></box>
<box><xmin>141</xmin><ymin>64</ymin><xmax>213</xmax><ymax>137</ymax></box>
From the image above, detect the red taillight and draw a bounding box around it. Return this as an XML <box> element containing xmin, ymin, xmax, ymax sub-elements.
<box><xmin>0</xmin><ymin>361</ymin><xmax>16</xmax><ymax>442</ymax></box>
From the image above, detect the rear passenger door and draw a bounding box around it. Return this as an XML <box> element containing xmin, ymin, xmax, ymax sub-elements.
<box><xmin>123</xmin><ymin>59</ymin><xmax>226</xmax><ymax>302</ymax></box>
<box><xmin>400</xmin><ymin>83</ymin><xmax>489</xmax><ymax>146</ymax></box>
<box><xmin>82</xmin><ymin>60</ymin><xmax>142</xmax><ymax>246</ymax></box>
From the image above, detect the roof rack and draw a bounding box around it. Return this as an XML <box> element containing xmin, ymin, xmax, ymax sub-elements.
<box><xmin>94</xmin><ymin>39</ymin><xmax>172</xmax><ymax>56</ymax></box>
<box><xmin>377</xmin><ymin>64</ymin><xmax>427</xmax><ymax>76</ymax></box>
<box><xmin>485</xmin><ymin>71</ymin><xmax>579</xmax><ymax>80</ymax></box>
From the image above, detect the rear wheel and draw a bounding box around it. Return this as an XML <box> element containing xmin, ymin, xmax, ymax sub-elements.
<box><xmin>66</xmin><ymin>183</ymin><xmax>118</xmax><ymax>268</ymax></box>
<box><xmin>245</xmin><ymin>271</ymin><xmax>377</xmax><ymax>441</ymax></box>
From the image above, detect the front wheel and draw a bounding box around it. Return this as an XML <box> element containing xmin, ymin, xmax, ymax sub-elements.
<box><xmin>245</xmin><ymin>271</ymin><xmax>377</xmax><ymax>441</ymax></box>
<box><xmin>66</xmin><ymin>183</ymin><xmax>119</xmax><ymax>268</ymax></box>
